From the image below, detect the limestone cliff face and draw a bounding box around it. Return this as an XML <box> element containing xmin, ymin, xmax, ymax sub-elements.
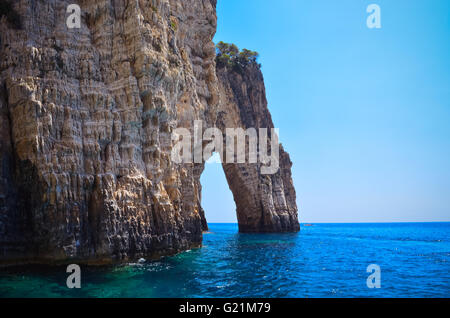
<box><xmin>216</xmin><ymin>64</ymin><xmax>299</xmax><ymax>233</ymax></box>
<box><xmin>0</xmin><ymin>0</ymin><xmax>298</xmax><ymax>264</ymax></box>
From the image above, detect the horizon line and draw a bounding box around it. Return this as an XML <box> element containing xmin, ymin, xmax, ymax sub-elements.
<box><xmin>206</xmin><ymin>221</ymin><xmax>450</xmax><ymax>224</ymax></box>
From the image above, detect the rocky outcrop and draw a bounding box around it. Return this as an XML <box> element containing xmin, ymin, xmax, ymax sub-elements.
<box><xmin>216</xmin><ymin>63</ymin><xmax>299</xmax><ymax>233</ymax></box>
<box><xmin>0</xmin><ymin>0</ymin><xmax>298</xmax><ymax>265</ymax></box>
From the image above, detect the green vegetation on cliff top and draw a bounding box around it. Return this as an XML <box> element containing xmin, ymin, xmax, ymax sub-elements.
<box><xmin>215</xmin><ymin>41</ymin><xmax>260</xmax><ymax>69</ymax></box>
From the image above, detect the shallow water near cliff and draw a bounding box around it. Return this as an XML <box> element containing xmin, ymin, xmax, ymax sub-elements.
<box><xmin>0</xmin><ymin>223</ymin><xmax>449</xmax><ymax>298</ymax></box>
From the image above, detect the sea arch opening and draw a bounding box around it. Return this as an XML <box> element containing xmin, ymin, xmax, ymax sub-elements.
<box><xmin>200</xmin><ymin>152</ymin><xmax>237</xmax><ymax>231</ymax></box>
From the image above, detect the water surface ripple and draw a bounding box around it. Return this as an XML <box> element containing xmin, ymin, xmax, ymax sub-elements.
<box><xmin>1</xmin><ymin>223</ymin><xmax>449</xmax><ymax>297</ymax></box>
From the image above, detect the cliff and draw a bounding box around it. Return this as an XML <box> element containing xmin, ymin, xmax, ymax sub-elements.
<box><xmin>215</xmin><ymin>63</ymin><xmax>299</xmax><ymax>232</ymax></box>
<box><xmin>0</xmin><ymin>0</ymin><xmax>298</xmax><ymax>264</ymax></box>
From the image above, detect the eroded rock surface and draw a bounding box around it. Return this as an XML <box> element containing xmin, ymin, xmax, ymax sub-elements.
<box><xmin>216</xmin><ymin>63</ymin><xmax>299</xmax><ymax>233</ymax></box>
<box><xmin>0</xmin><ymin>0</ymin><xmax>298</xmax><ymax>264</ymax></box>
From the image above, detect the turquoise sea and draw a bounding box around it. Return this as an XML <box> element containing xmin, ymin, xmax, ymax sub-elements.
<box><xmin>0</xmin><ymin>223</ymin><xmax>449</xmax><ymax>298</ymax></box>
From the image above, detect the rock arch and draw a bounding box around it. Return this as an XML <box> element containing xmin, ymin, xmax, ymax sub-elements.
<box><xmin>211</xmin><ymin>64</ymin><xmax>299</xmax><ymax>233</ymax></box>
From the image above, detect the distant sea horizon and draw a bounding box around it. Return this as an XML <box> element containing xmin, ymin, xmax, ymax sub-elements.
<box><xmin>208</xmin><ymin>221</ymin><xmax>450</xmax><ymax>225</ymax></box>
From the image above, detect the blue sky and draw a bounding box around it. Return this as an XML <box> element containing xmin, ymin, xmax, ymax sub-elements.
<box><xmin>200</xmin><ymin>0</ymin><xmax>450</xmax><ymax>223</ymax></box>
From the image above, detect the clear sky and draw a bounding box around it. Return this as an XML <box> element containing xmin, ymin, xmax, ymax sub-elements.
<box><xmin>200</xmin><ymin>0</ymin><xmax>450</xmax><ymax>223</ymax></box>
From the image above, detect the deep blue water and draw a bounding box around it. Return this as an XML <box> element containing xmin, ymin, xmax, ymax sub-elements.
<box><xmin>0</xmin><ymin>223</ymin><xmax>449</xmax><ymax>297</ymax></box>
